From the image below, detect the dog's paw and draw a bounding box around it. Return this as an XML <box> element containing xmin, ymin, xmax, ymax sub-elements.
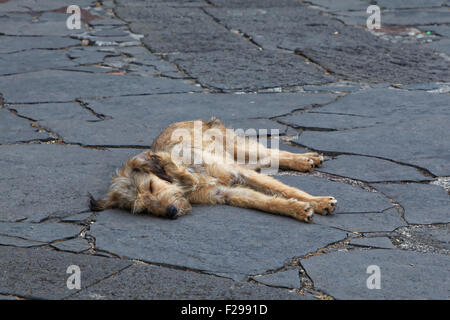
<box><xmin>291</xmin><ymin>153</ymin><xmax>324</xmax><ymax>172</ymax></box>
<box><xmin>288</xmin><ymin>200</ymin><xmax>314</xmax><ymax>222</ymax></box>
<box><xmin>300</xmin><ymin>152</ymin><xmax>324</xmax><ymax>168</ymax></box>
<box><xmin>292</xmin><ymin>157</ymin><xmax>315</xmax><ymax>172</ymax></box>
<box><xmin>309</xmin><ymin>196</ymin><xmax>337</xmax><ymax>216</ymax></box>
<box><xmin>302</xmin><ymin>204</ymin><xmax>314</xmax><ymax>223</ymax></box>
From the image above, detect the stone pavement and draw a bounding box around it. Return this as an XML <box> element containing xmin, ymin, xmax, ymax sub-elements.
<box><xmin>0</xmin><ymin>0</ymin><xmax>449</xmax><ymax>300</ymax></box>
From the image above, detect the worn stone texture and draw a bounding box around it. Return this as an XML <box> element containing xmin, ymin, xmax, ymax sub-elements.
<box><xmin>0</xmin><ymin>70</ymin><xmax>201</xmax><ymax>104</ymax></box>
<box><xmin>0</xmin><ymin>36</ymin><xmax>80</xmax><ymax>54</ymax></box>
<box><xmin>0</xmin><ymin>0</ymin><xmax>449</xmax><ymax>301</ymax></box>
<box><xmin>0</xmin><ymin>222</ymin><xmax>82</xmax><ymax>243</ymax></box>
<box><xmin>206</xmin><ymin>6</ymin><xmax>450</xmax><ymax>83</ymax></box>
<box><xmin>0</xmin><ymin>12</ymin><xmax>87</xmax><ymax>36</ymax></box>
<box><xmin>350</xmin><ymin>237</ymin><xmax>395</xmax><ymax>249</ymax></box>
<box><xmin>167</xmin><ymin>48</ymin><xmax>334</xmax><ymax>90</ymax></box>
<box><xmin>296</xmin><ymin>89</ymin><xmax>450</xmax><ymax>176</ymax></box>
<box><xmin>0</xmin><ymin>49</ymin><xmax>76</xmax><ymax>76</ymax></box>
<box><xmin>317</xmin><ymin>155</ymin><xmax>432</xmax><ymax>183</ymax></box>
<box><xmin>275</xmin><ymin>175</ymin><xmax>393</xmax><ymax>214</ymax></box>
<box><xmin>334</xmin><ymin>7</ymin><xmax>450</xmax><ymax>27</ymax></box>
<box><xmin>90</xmin><ymin>206</ymin><xmax>346</xmax><ymax>278</ymax></box>
<box><xmin>70</xmin><ymin>263</ymin><xmax>310</xmax><ymax>300</ymax></box>
<box><xmin>0</xmin><ymin>235</ymin><xmax>43</xmax><ymax>248</ymax></box>
<box><xmin>11</xmin><ymin>102</ymin><xmax>99</xmax><ymax>122</ymax></box>
<box><xmin>50</xmin><ymin>238</ymin><xmax>91</xmax><ymax>253</ymax></box>
<box><xmin>37</xmin><ymin>93</ymin><xmax>336</xmax><ymax>146</ymax></box>
<box><xmin>252</xmin><ymin>269</ymin><xmax>301</xmax><ymax>289</ymax></box>
<box><xmin>0</xmin><ymin>0</ymin><xmax>94</xmax><ymax>13</ymax></box>
<box><xmin>375</xmin><ymin>0</ymin><xmax>447</xmax><ymax>9</ymax></box>
<box><xmin>301</xmin><ymin>249</ymin><xmax>450</xmax><ymax>299</ymax></box>
<box><xmin>313</xmin><ymin>208</ymin><xmax>406</xmax><ymax>233</ymax></box>
<box><xmin>0</xmin><ymin>108</ymin><xmax>50</xmax><ymax>144</ymax></box>
<box><xmin>0</xmin><ymin>246</ymin><xmax>132</xmax><ymax>299</ymax></box>
<box><xmin>0</xmin><ymin>145</ymin><xmax>139</xmax><ymax>222</ymax></box>
<box><xmin>118</xmin><ymin>6</ymin><xmax>334</xmax><ymax>90</ymax></box>
<box><xmin>373</xmin><ymin>183</ymin><xmax>450</xmax><ymax>225</ymax></box>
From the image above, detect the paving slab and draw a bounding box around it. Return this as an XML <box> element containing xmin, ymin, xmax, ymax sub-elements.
<box><xmin>0</xmin><ymin>144</ymin><xmax>139</xmax><ymax>222</ymax></box>
<box><xmin>302</xmin><ymin>0</ymin><xmax>369</xmax><ymax>11</ymax></box>
<box><xmin>116</xmin><ymin>0</ymin><xmax>206</xmax><ymax>8</ymax></box>
<box><xmin>313</xmin><ymin>208</ymin><xmax>406</xmax><ymax>233</ymax></box>
<box><xmin>0</xmin><ymin>0</ymin><xmax>449</xmax><ymax>301</ymax></box>
<box><xmin>350</xmin><ymin>237</ymin><xmax>395</xmax><ymax>249</ymax></box>
<box><xmin>51</xmin><ymin>238</ymin><xmax>91</xmax><ymax>253</ymax></box>
<box><xmin>0</xmin><ymin>246</ymin><xmax>132</xmax><ymax>299</ymax></box>
<box><xmin>0</xmin><ymin>222</ymin><xmax>82</xmax><ymax>243</ymax></box>
<box><xmin>207</xmin><ymin>0</ymin><xmax>302</xmax><ymax>7</ymax></box>
<box><xmin>0</xmin><ymin>36</ymin><xmax>79</xmax><ymax>54</ymax></box>
<box><xmin>301</xmin><ymin>249</ymin><xmax>450</xmax><ymax>299</ymax></box>
<box><xmin>395</xmin><ymin>224</ymin><xmax>450</xmax><ymax>254</ymax></box>
<box><xmin>206</xmin><ymin>7</ymin><xmax>450</xmax><ymax>83</ymax></box>
<box><xmin>317</xmin><ymin>155</ymin><xmax>432</xmax><ymax>183</ymax></box>
<box><xmin>0</xmin><ymin>49</ymin><xmax>77</xmax><ymax>75</ymax></box>
<box><xmin>423</xmin><ymin>38</ymin><xmax>450</xmax><ymax>55</ymax></box>
<box><xmin>0</xmin><ymin>235</ymin><xmax>43</xmax><ymax>248</ymax></box>
<box><xmin>61</xmin><ymin>212</ymin><xmax>93</xmax><ymax>223</ymax></box>
<box><xmin>11</xmin><ymin>102</ymin><xmax>99</xmax><ymax>121</ymax></box>
<box><xmin>37</xmin><ymin>92</ymin><xmax>336</xmax><ymax>146</ymax></box>
<box><xmin>0</xmin><ymin>108</ymin><xmax>50</xmax><ymax>143</ymax></box>
<box><xmin>0</xmin><ymin>12</ymin><xmax>87</xmax><ymax>36</ymax></box>
<box><xmin>118</xmin><ymin>6</ymin><xmax>249</xmax><ymax>53</ymax></box>
<box><xmin>375</xmin><ymin>8</ymin><xmax>450</xmax><ymax>25</ymax></box>
<box><xmin>90</xmin><ymin>206</ymin><xmax>346</xmax><ymax>278</ymax></box>
<box><xmin>70</xmin><ymin>263</ymin><xmax>310</xmax><ymax>300</ymax></box>
<box><xmin>0</xmin><ymin>70</ymin><xmax>201</xmax><ymax>104</ymax></box>
<box><xmin>396</xmin><ymin>83</ymin><xmax>441</xmax><ymax>91</ymax></box>
<box><xmin>418</xmin><ymin>25</ymin><xmax>450</xmax><ymax>38</ymax></box>
<box><xmin>252</xmin><ymin>269</ymin><xmax>301</xmax><ymax>289</ymax></box>
<box><xmin>375</xmin><ymin>0</ymin><xmax>447</xmax><ymax>9</ymax></box>
<box><xmin>66</xmin><ymin>47</ymin><xmax>119</xmax><ymax>65</ymax></box>
<box><xmin>335</xmin><ymin>8</ymin><xmax>450</xmax><ymax>26</ymax></box>
<box><xmin>168</xmin><ymin>48</ymin><xmax>334</xmax><ymax>90</ymax></box>
<box><xmin>373</xmin><ymin>183</ymin><xmax>450</xmax><ymax>225</ymax></box>
<box><xmin>278</xmin><ymin>111</ymin><xmax>379</xmax><ymax>131</ymax></box>
<box><xmin>275</xmin><ymin>175</ymin><xmax>393</xmax><ymax>214</ymax></box>
<box><xmin>0</xmin><ymin>0</ymin><xmax>94</xmax><ymax>12</ymax></box>
<box><xmin>118</xmin><ymin>6</ymin><xmax>334</xmax><ymax>90</ymax></box>
<box><xmin>296</xmin><ymin>88</ymin><xmax>450</xmax><ymax>176</ymax></box>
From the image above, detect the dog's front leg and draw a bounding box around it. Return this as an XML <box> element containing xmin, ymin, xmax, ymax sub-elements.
<box><xmin>188</xmin><ymin>186</ymin><xmax>314</xmax><ymax>222</ymax></box>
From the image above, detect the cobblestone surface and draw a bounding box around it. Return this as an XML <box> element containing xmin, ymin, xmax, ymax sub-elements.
<box><xmin>0</xmin><ymin>0</ymin><xmax>448</xmax><ymax>300</ymax></box>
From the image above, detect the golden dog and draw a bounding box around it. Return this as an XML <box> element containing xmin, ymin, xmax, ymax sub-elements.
<box><xmin>90</xmin><ymin>118</ymin><xmax>337</xmax><ymax>222</ymax></box>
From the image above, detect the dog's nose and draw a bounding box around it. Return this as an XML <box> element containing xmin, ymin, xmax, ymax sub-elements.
<box><xmin>166</xmin><ymin>205</ymin><xmax>178</xmax><ymax>219</ymax></box>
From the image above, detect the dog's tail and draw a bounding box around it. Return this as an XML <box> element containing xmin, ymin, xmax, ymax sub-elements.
<box><xmin>88</xmin><ymin>193</ymin><xmax>107</xmax><ymax>212</ymax></box>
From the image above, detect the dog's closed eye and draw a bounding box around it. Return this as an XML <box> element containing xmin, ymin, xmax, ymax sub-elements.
<box><xmin>149</xmin><ymin>181</ymin><xmax>153</xmax><ymax>193</ymax></box>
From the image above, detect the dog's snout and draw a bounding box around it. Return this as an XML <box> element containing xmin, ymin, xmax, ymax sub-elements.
<box><xmin>166</xmin><ymin>205</ymin><xmax>178</xmax><ymax>219</ymax></box>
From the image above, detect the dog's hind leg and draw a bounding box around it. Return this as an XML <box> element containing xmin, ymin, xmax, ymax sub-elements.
<box><xmin>189</xmin><ymin>186</ymin><xmax>314</xmax><ymax>222</ymax></box>
<box><xmin>238</xmin><ymin>169</ymin><xmax>337</xmax><ymax>216</ymax></box>
<box><xmin>269</xmin><ymin>149</ymin><xmax>324</xmax><ymax>172</ymax></box>
<box><xmin>229</xmin><ymin>134</ymin><xmax>323</xmax><ymax>172</ymax></box>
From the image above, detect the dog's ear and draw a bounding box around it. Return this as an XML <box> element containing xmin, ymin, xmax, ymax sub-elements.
<box><xmin>129</xmin><ymin>153</ymin><xmax>173</xmax><ymax>183</ymax></box>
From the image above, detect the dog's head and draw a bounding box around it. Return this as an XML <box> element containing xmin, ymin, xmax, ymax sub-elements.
<box><xmin>90</xmin><ymin>152</ymin><xmax>192</xmax><ymax>219</ymax></box>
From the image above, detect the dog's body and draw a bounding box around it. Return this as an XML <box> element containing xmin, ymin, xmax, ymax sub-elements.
<box><xmin>90</xmin><ymin>118</ymin><xmax>337</xmax><ymax>222</ymax></box>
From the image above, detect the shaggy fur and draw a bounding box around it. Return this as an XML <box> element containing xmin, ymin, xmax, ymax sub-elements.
<box><xmin>90</xmin><ymin>118</ymin><xmax>337</xmax><ymax>222</ymax></box>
